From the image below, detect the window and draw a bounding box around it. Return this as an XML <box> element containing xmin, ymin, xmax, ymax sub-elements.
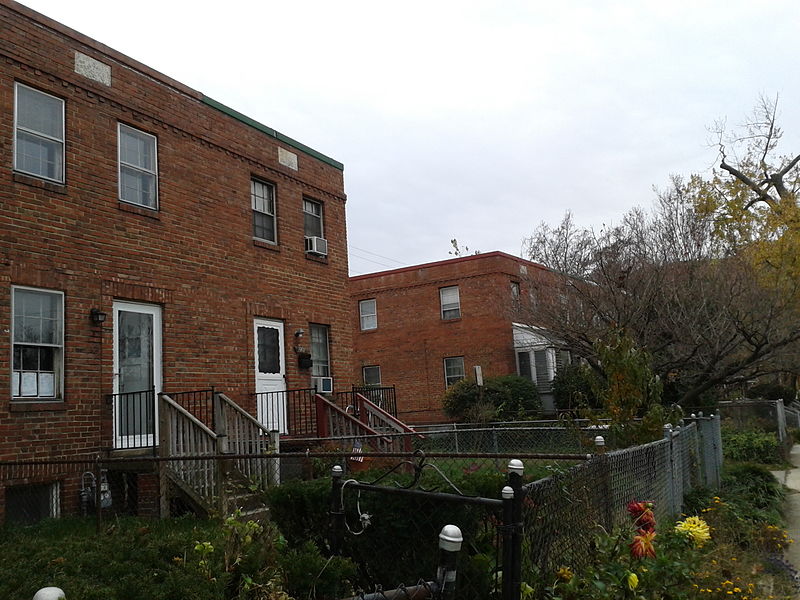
<box><xmin>252</xmin><ymin>179</ymin><xmax>276</xmax><ymax>243</ymax></box>
<box><xmin>119</xmin><ymin>124</ymin><xmax>158</xmax><ymax>209</ymax></box>
<box><xmin>443</xmin><ymin>356</ymin><xmax>465</xmax><ymax>387</ymax></box>
<box><xmin>303</xmin><ymin>198</ymin><xmax>324</xmax><ymax>239</ymax></box>
<box><xmin>310</xmin><ymin>324</ymin><xmax>330</xmax><ymax>378</ymax></box>
<box><xmin>5</xmin><ymin>481</ymin><xmax>60</xmax><ymax>526</ymax></box>
<box><xmin>12</xmin><ymin>287</ymin><xmax>63</xmax><ymax>400</ymax></box>
<box><xmin>359</xmin><ymin>299</ymin><xmax>377</xmax><ymax>330</ymax></box>
<box><xmin>362</xmin><ymin>365</ymin><xmax>381</xmax><ymax>386</ymax></box>
<box><xmin>511</xmin><ymin>281</ymin><xmax>520</xmax><ymax>299</ymax></box>
<box><xmin>440</xmin><ymin>286</ymin><xmax>461</xmax><ymax>319</ymax></box>
<box><xmin>14</xmin><ymin>83</ymin><xmax>65</xmax><ymax>182</ymax></box>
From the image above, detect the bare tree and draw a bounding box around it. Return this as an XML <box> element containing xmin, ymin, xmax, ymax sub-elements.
<box><xmin>521</xmin><ymin>178</ymin><xmax>800</xmax><ymax>405</ymax></box>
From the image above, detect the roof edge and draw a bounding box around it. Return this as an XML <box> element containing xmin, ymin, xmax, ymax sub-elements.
<box><xmin>201</xmin><ymin>97</ymin><xmax>344</xmax><ymax>171</ymax></box>
<box><xmin>349</xmin><ymin>251</ymin><xmax>550</xmax><ymax>281</ymax></box>
<box><xmin>3</xmin><ymin>0</ymin><xmax>344</xmax><ymax>172</ymax></box>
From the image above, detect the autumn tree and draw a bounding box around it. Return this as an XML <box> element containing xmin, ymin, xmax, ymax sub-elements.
<box><xmin>521</xmin><ymin>176</ymin><xmax>800</xmax><ymax>406</ymax></box>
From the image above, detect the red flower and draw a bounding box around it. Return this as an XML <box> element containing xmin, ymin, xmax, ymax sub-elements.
<box><xmin>630</xmin><ymin>530</ymin><xmax>656</xmax><ymax>559</ymax></box>
<box><xmin>627</xmin><ymin>501</ymin><xmax>656</xmax><ymax>533</ymax></box>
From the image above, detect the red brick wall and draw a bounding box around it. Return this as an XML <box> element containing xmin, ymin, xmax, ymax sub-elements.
<box><xmin>0</xmin><ymin>1</ymin><xmax>353</xmax><ymax>462</ymax></box>
<box><xmin>350</xmin><ymin>253</ymin><xmax>546</xmax><ymax>423</ymax></box>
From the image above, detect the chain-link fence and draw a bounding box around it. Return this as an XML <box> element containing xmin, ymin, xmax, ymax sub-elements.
<box><xmin>521</xmin><ymin>415</ymin><xmax>722</xmax><ymax>578</ymax></box>
<box><xmin>0</xmin><ymin>415</ymin><xmax>723</xmax><ymax>597</ymax></box>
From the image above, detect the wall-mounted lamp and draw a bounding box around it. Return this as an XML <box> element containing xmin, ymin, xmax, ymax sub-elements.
<box><xmin>90</xmin><ymin>308</ymin><xmax>107</xmax><ymax>325</ymax></box>
<box><xmin>294</xmin><ymin>329</ymin><xmax>305</xmax><ymax>338</ymax></box>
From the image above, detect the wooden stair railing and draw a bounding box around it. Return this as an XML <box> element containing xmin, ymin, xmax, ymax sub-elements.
<box><xmin>354</xmin><ymin>392</ymin><xmax>422</xmax><ymax>453</ymax></box>
<box><xmin>217</xmin><ymin>393</ymin><xmax>280</xmax><ymax>486</ymax></box>
<box><xmin>158</xmin><ymin>393</ymin><xmax>221</xmax><ymax>516</ymax></box>
<box><xmin>314</xmin><ymin>393</ymin><xmax>396</xmax><ymax>452</ymax></box>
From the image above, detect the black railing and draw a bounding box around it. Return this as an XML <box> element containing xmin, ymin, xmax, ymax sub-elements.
<box><xmin>108</xmin><ymin>388</ymin><xmax>156</xmax><ymax>450</ymax></box>
<box><xmin>352</xmin><ymin>385</ymin><xmax>397</xmax><ymax>417</ymax></box>
<box><xmin>168</xmin><ymin>388</ymin><xmax>216</xmax><ymax>430</ymax></box>
<box><xmin>254</xmin><ymin>388</ymin><xmax>317</xmax><ymax>437</ymax></box>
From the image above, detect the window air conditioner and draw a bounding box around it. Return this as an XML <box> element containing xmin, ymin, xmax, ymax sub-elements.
<box><xmin>305</xmin><ymin>236</ymin><xmax>328</xmax><ymax>257</ymax></box>
<box><xmin>312</xmin><ymin>377</ymin><xmax>334</xmax><ymax>394</ymax></box>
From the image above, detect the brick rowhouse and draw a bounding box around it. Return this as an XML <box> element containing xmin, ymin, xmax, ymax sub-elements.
<box><xmin>0</xmin><ymin>0</ymin><xmax>353</xmax><ymax>518</ymax></box>
<box><xmin>350</xmin><ymin>252</ymin><xmax>560</xmax><ymax>424</ymax></box>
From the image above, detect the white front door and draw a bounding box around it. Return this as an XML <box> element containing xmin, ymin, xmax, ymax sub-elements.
<box><xmin>254</xmin><ymin>318</ymin><xmax>287</xmax><ymax>433</ymax></box>
<box><xmin>113</xmin><ymin>301</ymin><xmax>162</xmax><ymax>448</ymax></box>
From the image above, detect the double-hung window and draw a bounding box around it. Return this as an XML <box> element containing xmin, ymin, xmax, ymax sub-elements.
<box><xmin>14</xmin><ymin>83</ymin><xmax>65</xmax><ymax>183</ymax></box>
<box><xmin>252</xmin><ymin>179</ymin><xmax>277</xmax><ymax>243</ymax></box>
<box><xmin>119</xmin><ymin>124</ymin><xmax>158</xmax><ymax>209</ymax></box>
<box><xmin>359</xmin><ymin>299</ymin><xmax>377</xmax><ymax>330</ymax></box>
<box><xmin>12</xmin><ymin>287</ymin><xmax>64</xmax><ymax>400</ymax></box>
<box><xmin>310</xmin><ymin>324</ymin><xmax>330</xmax><ymax>378</ymax></box>
<box><xmin>303</xmin><ymin>198</ymin><xmax>324</xmax><ymax>239</ymax></box>
<box><xmin>443</xmin><ymin>356</ymin><xmax>465</xmax><ymax>387</ymax></box>
<box><xmin>440</xmin><ymin>286</ymin><xmax>461</xmax><ymax>319</ymax></box>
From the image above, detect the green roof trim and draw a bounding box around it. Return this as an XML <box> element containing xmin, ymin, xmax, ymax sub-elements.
<box><xmin>201</xmin><ymin>96</ymin><xmax>344</xmax><ymax>171</ymax></box>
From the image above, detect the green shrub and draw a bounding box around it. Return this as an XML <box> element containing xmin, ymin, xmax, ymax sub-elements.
<box><xmin>441</xmin><ymin>374</ymin><xmax>540</xmax><ymax>422</ymax></box>
<box><xmin>552</xmin><ymin>362</ymin><xmax>599</xmax><ymax>410</ymax></box>
<box><xmin>721</xmin><ymin>429</ymin><xmax>783</xmax><ymax>464</ymax></box>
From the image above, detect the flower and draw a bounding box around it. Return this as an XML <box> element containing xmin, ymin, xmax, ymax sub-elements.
<box><xmin>627</xmin><ymin>500</ymin><xmax>656</xmax><ymax>532</ymax></box>
<box><xmin>556</xmin><ymin>566</ymin><xmax>574</xmax><ymax>582</ymax></box>
<box><xmin>630</xmin><ymin>530</ymin><xmax>656</xmax><ymax>558</ymax></box>
<box><xmin>675</xmin><ymin>516</ymin><xmax>711</xmax><ymax>547</ymax></box>
<box><xmin>627</xmin><ymin>572</ymin><xmax>639</xmax><ymax>590</ymax></box>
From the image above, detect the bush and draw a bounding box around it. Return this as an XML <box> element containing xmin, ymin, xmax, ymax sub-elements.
<box><xmin>552</xmin><ymin>362</ymin><xmax>599</xmax><ymax>410</ymax></box>
<box><xmin>748</xmin><ymin>381</ymin><xmax>796</xmax><ymax>402</ymax></box>
<box><xmin>721</xmin><ymin>429</ymin><xmax>783</xmax><ymax>464</ymax></box>
<box><xmin>441</xmin><ymin>374</ymin><xmax>540</xmax><ymax>422</ymax></box>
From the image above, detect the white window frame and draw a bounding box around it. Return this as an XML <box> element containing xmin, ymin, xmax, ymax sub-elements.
<box><xmin>303</xmin><ymin>198</ymin><xmax>324</xmax><ymax>239</ymax></box>
<box><xmin>443</xmin><ymin>356</ymin><xmax>465</xmax><ymax>387</ymax></box>
<box><xmin>11</xmin><ymin>286</ymin><xmax>64</xmax><ymax>401</ymax></box>
<box><xmin>14</xmin><ymin>82</ymin><xmax>65</xmax><ymax>183</ymax></box>
<box><xmin>118</xmin><ymin>123</ymin><xmax>158</xmax><ymax>209</ymax></box>
<box><xmin>440</xmin><ymin>286</ymin><xmax>461</xmax><ymax>320</ymax></box>
<box><xmin>362</xmin><ymin>365</ymin><xmax>381</xmax><ymax>386</ymax></box>
<box><xmin>310</xmin><ymin>323</ymin><xmax>331</xmax><ymax>378</ymax></box>
<box><xmin>252</xmin><ymin>178</ymin><xmax>277</xmax><ymax>243</ymax></box>
<box><xmin>359</xmin><ymin>299</ymin><xmax>377</xmax><ymax>331</ymax></box>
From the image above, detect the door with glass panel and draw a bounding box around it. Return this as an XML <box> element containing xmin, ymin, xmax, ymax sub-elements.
<box><xmin>254</xmin><ymin>319</ymin><xmax>287</xmax><ymax>433</ymax></box>
<box><xmin>113</xmin><ymin>301</ymin><xmax>162</xmax><ymax>448</ymax></box>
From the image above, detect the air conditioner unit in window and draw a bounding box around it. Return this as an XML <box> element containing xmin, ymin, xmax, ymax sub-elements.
<box><xmin>312</xmin><ymin>377</ymin><xmax>334</xmax><ymax>394</ymax></box>
<box><xmin>305</xmin><ymin>236</ymin><xmax>328</xmax><ymax>257</ymax></box>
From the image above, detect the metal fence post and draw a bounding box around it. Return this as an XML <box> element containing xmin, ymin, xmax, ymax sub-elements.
<box><xmin>269</xmin><ymin>429</ymin><xmax>281</xmax><ymax>486</ymax></box>
<box><xmin>507</xmin><ymin>459</ymin><xmax>524</xmax><ymax>600</ymax></box>
<box><xmin>594</xmin><ymin>436</ymin><xmax>613</xmax><ymax>530</ymax></box>
<box><xmin>93</xmin><ymin>454</ymin><xmax>103</xmax><ymax>533</ymax></box>
<box><xmin>436</xmin><ymin>524</ymin><xmax>463</xmax><ymax>600</ymax></box>
<box><xmin>329</xmin><ymin>465</ymin><xmax>345</xmax><ymax>555</ymax></box>
<box><xmin>663</xmin><ymin>424</ymin><xmax>675</xmax><ymax>518</ymax></box>
<box><xmin>501</xmin><ymin>485</ymin><xmax>515</xmax><ymax>600</ymax></box>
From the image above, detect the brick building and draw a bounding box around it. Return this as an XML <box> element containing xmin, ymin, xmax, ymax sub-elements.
<box><xmin>1</xmin><ymin>1</ymin><xmax>353</xmax><ymax>519</ymax></box>
<box><xmin>350</xmin><ymin>252</ymin><xmax>567</xmax><ymax>423</ymax></box>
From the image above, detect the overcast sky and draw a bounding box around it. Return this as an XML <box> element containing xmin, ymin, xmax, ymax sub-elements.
<box><xmin>18</xmin><ymin>0</ymin><xmax>800</xmax><ymax>275</ymax></box>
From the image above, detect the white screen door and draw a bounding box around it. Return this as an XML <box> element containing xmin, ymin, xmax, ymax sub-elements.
<box><xmin>254</xmin><ymin>318</ymin><xmax>287</xmax><ymax>433</ymax></box>
<box><xmin>113</xmin><ymin>301</ymin><xmax>162</xmax><ymax>448</ymax></box>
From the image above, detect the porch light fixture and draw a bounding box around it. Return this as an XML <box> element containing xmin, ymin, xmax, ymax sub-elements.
<box><xmin>90</xmin><ymin>308</ymin><xmax>107</xmax><ymax>325</ymax></box>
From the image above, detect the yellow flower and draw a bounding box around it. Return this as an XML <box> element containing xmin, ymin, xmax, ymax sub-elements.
<box><xmin>556</xmin><ymin>566</ymin><xmax>573</xmax><ymax>582</ymax></box>
<box><xmin>675</xmin><ymin>516</ymin><xmax>711</xmax><ymax>548</ymax></box>
<box><xmin>627</xmin><ymin>572</ymin><xmax>639</xmax><ymax>590</ymax></box>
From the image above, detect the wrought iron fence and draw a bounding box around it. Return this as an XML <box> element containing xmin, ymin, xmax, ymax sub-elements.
<box><xmin>253</xmin><ymin>387</ymin><xmax>317</xmax><ymax>436</ymax></box>
<box><xmin>107</xmin><ymin>388</ymin><xmax>156</xmax><ymax>450</ymax></box>
<box><xmin>350</xmin><ymin>385</ymin><xmax>397</xmax><ymax>417</ymax></box>
<box><xmin>168</xmin><ymin>388</ymin><xmax>216</xmax><ymax>429</ymax></box>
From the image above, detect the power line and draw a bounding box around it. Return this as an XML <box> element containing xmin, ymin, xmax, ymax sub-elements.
<box><xmin>348</xmin><ymin>245</ymin><xmax>406</xmax><ymax>265</ymax></box>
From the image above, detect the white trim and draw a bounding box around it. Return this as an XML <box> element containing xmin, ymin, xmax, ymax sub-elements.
<box><xmin>118</xmin><ymin>123</ymin><xmax>159</xmax><ymax>209</ymax></box>
<box><xmin>14</xmin><ymin>82</ymin><xmax>65</xmax><ymax>183</ymax></box>
<box><xmin>10</xmin><ymin>286</ymin><xmax>64</xmax><ymax>401</ymax></box>
<box><xmin>112</xmin><ymin>301</ymin><xmax>162</xmax><ymax>448</ymax></box>
<box><xmin>253</xmin><ymin>318</ymin><xmax>287</xmax><ymax>433</ymax></box>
